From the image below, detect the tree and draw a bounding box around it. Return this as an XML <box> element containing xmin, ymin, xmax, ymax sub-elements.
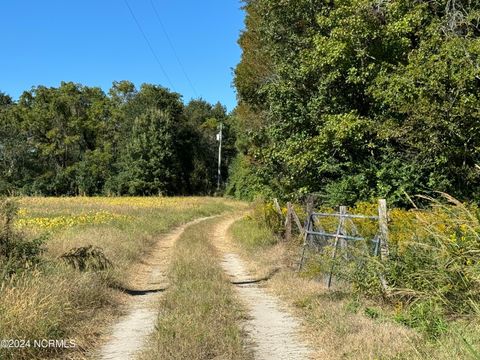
<box><xmin>114</xmin><ymin>109</ymin><xmax>180</xmax><ymax>195</ymax></box>
<box><xmin>0</xmin><ymin>82</ymin><xmax>235</xmax><ymax>196</ymax></box>
<box><xmin>230</xmin><ymin>0</ymin><xmax>480</xmax><ymax>205</ymax></box>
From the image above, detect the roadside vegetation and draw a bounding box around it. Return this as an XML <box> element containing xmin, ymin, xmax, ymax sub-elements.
<box><xmin>230</xmin><ymin>197</ymin><xmax>480</xmax><ymax>359</ymax></box>
<box><xmin>140</xmin><ymin>217</ymin><xmax>252</xmax><ymax>360</ymax></box>
<box><xmin>229</xmin><ymin>0</ymin><xmax>480</xmax><ymax>207</ymax></box>
<box><xmin>0</xmin><ymin>197</ymin><xmax>241</xmax><ymax>360</ymax></box>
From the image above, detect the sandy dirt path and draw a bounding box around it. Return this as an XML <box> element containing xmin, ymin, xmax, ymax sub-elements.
<box><xmin>213</xmin><ymin>217</ymin><xmax>312</xmax><ymax>360</ymax></box>
<box><xmin>96</xmin><ymin>216</ymin><xmax>217</xmax><ymax>360</ymax></box>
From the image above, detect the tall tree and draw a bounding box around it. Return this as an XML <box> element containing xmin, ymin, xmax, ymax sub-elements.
<box><xmin>114</xmin><ymin>109</ymin><xmax>180</xmax><ymax>195</ymax></box>
<box><xmin>230</xmin><ymin>0</ymin><xmax>480</xmax><ymax>205</ymax></box>
<box><xmin>0</xmin><ymin>83</ymin><xmax>235</xmax><ymax>196</ymax></box>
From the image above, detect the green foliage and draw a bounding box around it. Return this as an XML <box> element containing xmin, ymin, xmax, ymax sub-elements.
<box><xmin>255</xmin><ymin>195</ymin><xmax>480</xmax><ymax>337</ymax></box>
<box><xmin>225</xmin><ymin>154</ymin><xmax>274</xmax><ymax>200</ymax></box>
<box><xmin>364</xmin><ymin>306</ymin><xmax>381</xmax><ymax>320</ymax></box>
<box><xmin>330</xmin><ymin>196</ymin><xmax>480</xmax><ymax>335</ymax></box>
<box><xmin>0</xmin><ymin>83</ymin><xmax>236</xmax><ymax>196</ymax></box>
<box><xmin>181</xmin><ymin>100</ymin><xmax>235</xmax><ymax>195</ymax></box>
<box><xmin>0</xmin><ymin>198</ymin><xmax>45</xmax><ymax>277</ymax></box>
<box><xmin>114</xmin><ymin>108</ymin><xmax>181</xmax><ymax>195</ymax></box>
<box><xmin>394</xmin><ymin>300</ymin><xmax>448</xmax><ymax>339</ymax></box>
<box><xmin>231</xmin><ymin>0</ymin><xmax>480</xmax><ymax>205</ymax></box>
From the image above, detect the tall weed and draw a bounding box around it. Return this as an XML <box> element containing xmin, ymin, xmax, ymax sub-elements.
<box><xmin>259</xmin><ymin>195</ymin><xmax>480</xmax><ymax>337</ymax></box>
<box><xmin>0</xmin><ymin>198</ymin><xmax>45</xmax><ymax>278</ymax></box>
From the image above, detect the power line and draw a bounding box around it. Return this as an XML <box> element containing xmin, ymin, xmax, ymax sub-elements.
<box><xmin>149</xmin><ymin>0</ymin><xmax>198</xmax><ymax>97</ymax></box>
<box><xmin>123</xmin><ymin>0</ymin><xmax>175</xmax><ymax>90</ymax></box>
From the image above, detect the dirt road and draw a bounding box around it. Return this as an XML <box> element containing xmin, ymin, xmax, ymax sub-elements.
<box><xmin>96</xmin><ymin>215</ymin><xmax>311</xmax><ymax>360</ymax></box>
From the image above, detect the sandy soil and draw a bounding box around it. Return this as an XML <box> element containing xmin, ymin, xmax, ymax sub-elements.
<box><xmin>95</xmin><ymin>215</ymin><xmax>312</xmax><ymax>360</ymax></box>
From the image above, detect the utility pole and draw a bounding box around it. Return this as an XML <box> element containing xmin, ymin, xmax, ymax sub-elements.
<box><xmin>216</xmin><ymin>122</ymin><xmax>223</xmax><ymax>191</ymax></box>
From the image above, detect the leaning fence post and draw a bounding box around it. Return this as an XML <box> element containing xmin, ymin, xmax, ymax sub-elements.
<box><xmin>378</xmin><ymin>199</ymin><xmax>389</xmax><ymax>260</ymax></box>
<box><xmin>299</xmin><ymin>195</ymin><xmax>315</xmax><ymax>269</ymax></box>
<box><xmin>284</xmin><ymin>202</ymin><xmax>293</xmax><ymax>242</ymax></box>
<box><xmin>292</xmin><ymin>207</ymin><xmax>304</xmax><ymax>235</ymax></box>
<box><xmin>273</xmin><ymin>198</ymin><xmax>282</xmax><ymax>215</ymax></box>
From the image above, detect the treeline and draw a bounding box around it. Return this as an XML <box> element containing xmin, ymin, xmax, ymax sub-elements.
<box><xmin>0</xmin><ymin>81</ymin><xmax>235</xmax><ymax>196</ymax></box>
<box><xmin>228</xmin><ymin>0</ymin><xmax>480</xmax><ymax>206</ymax></box>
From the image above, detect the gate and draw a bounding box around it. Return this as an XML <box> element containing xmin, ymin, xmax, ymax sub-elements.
<box><xmin>298</xmin><ymin>199</ymin><xmax>389</xmax><ymax>289</ymax></box>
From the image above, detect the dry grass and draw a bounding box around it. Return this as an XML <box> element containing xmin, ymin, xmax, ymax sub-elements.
<box><xmin>0</xmin><ymin>267</ymin><xmax>118</xmax><ymax>360</ymax></box>
<box><xmin>269</xmin><ymin>273</ymin><xmax>419</xmax><ymax>359</ymax></box>
<box><xmin>229</xmin><ymin>216</ymin><xmax>423</xmax><ymax>360</ymax></box>
<box><xmin>139</xmin><ymin>217</ymin><xmax>252</xmax><ymax>360</ymax></box>
<box><xmin>0</xmin><ymin>197</ymin><xmax>245</xmax><ymax>360</ymax></box>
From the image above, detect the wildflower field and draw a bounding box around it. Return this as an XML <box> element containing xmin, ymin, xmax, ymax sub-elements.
<box><xmin>0</xmin><ymin>196</ymin><xmax>244</xmax><ymax>360</ymax></box>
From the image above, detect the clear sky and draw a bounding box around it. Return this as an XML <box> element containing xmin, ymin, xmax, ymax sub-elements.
<box><xmin>0</xmin><ymin>0</ymin><xmax>245</xmax><ymax>111</ymax></box>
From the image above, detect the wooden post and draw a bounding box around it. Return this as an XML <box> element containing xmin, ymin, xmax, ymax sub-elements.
<box><xmin>292</xmin><ymin>208</ymin><xmax>304</xmax><ymax>235</ymax></box>
<box><xmin>273</xmin><ymin>198</ymin><xmax>284</xmax><ymax>233</ymax></box>
<box><xmin>285</xmin><ymin>202</ymin><xmax>292</xmax><ymax>242</ymax></box>
<box><xmin>378</xmin><ymin>199</ymin><xmax>389</xmax><ymax>260</ymax></box>
<box><xmin>306</xmin><ymin>195</ymin><xmax>314</xmax><ymax>218</ymax></box>
<box><xmin>377</xmin><ymin>199</ymin><xmax>389</xmax><ymax>292</ymax></box>
<box><xmin>298</xmin><ymin>194</ymin><xmax>316</xmax><ymax>270</ymax></box>
<box><xmin>273</xmin><ymin>198</ymin><xmax>282</xmax><ymax>215</ymax></box>
<box><xmin>327</xmin><ymin>206</ymin><xmax>346</xmax><ymax>289</ymax></box>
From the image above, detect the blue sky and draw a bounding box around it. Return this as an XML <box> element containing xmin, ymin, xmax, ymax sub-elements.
<box><xmin>0</xmin><ymin>1</ymin><xmax>245</xmax><ymax>111</ymax></box>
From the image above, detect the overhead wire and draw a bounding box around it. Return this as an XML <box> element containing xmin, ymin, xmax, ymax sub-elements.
<box><xmin>149</xmin><ymin>0</ymin><xmax>199</xmax><ymax>97</ymax></box>
<box><xmin>123</xmin><ymin>0</ymin><xmax>175</xmax><ymax>90</ymax></box>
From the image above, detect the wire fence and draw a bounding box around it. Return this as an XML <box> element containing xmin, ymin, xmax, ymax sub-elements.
<box><xmin>270</xmin><ymin>197</ymin><xmax>389</xmax><ymax>290</ymax></box>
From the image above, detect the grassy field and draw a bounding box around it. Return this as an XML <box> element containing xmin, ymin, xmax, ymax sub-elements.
<box><xmin>140</xmin><ymin>217</ymin><xmax>252</xmax><ymax>360</ymax></box>
<box><xmin>0</xmin><ymin>197</ymin><xmax>244</xmax><ymax>360</ymax></box>
<box><xmin>3</xmin><ymin>195</ymin><xmax>478</xmax><ymax>359</ymax></box>
<box><xmin>229</xmin><ymin>215</ymin><xmax>480</xmax><ymax>360</ymax></box>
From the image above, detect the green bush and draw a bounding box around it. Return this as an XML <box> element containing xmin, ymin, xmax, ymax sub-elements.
<box><xmin>0</xmin><ymin>198</ymin><xmax>45</xmax><ymax>277</ymax></box>
<box><xmin>226</xmin><ymin>154</ymin><xmax>274</xmax><ymax>201</ymax></box>
<box><xmin>394</xmin><ymin>300</ymin><xmax>448</xmax><ymax>339</ymax></box>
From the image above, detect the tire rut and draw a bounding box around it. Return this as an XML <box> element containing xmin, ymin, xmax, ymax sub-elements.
<box><xmin>96</xmin><ymin>216</ymin><xmax>218</xmax><ymax>360</ymax></box>
<box><xmin>213</xmin><ymin>217</ymin><xmax>313</xmax><ymax>360</ymax></box>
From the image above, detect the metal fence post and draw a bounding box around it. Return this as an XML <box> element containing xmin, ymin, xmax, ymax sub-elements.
<box><xmin>298</xmin><ymin>212</ymin><xmax>313</xmax><ymax>271</ymax></box>
<box><xmin>327</xmin><ymin>206</ymin><xmax>346</xmax><ymax>289</ymax></box>
<box><xmin>339</xmin><ymin>205</ymin><xmax>348</xmax><ymax>255</ymax></box>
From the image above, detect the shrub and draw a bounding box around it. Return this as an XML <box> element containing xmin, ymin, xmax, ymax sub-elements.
<box><xmin>394</xmin><ymin>299</ymin><xmax>448</xmax><ymax>339</ymax></box>
<box><xmin>259</xmin><ymin>195</ymin><xmax>480</xmax><ymax>336</ymax></box>
<box><xmin>0</xmin><ymin>198</ymin><xmax>45</xmax><ymax>277</ymax></box>
<box><xmin>328</xmin><ymin>195</ymin><xmax>479</xmax><ymax>335</ymax></box>
<box><xmin>226</xmin><ymin>154</ymin><xmax>274</xmax><ymax>201</ymax></box>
